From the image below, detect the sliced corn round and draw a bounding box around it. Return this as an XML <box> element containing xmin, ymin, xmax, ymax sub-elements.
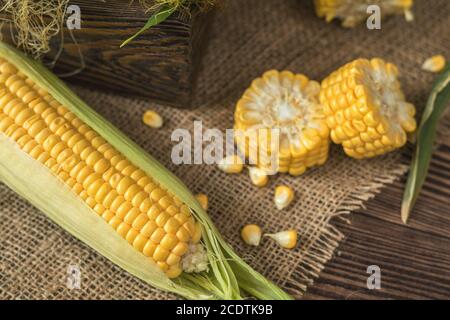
<box><xmin>234</xmin><ymin>70</ymin><xmax>330</xmax><ymax>176</ymax></box>
<box><xmin>320</xmin><ymin>58</ymin><xmax>417</xmax><ymax>159</ymax></box>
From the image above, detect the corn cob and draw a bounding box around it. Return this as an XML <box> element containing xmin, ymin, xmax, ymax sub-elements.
<box><xmin>0</xmin><ymin>56</ymin><xmax>204</xmax><ymax>279</ymax></box>
<box><xmin>314</xmin><ymin>0</ymin><xmax>414</xmax><ymax>27</ymax></box>
<box><xmin>234</xmin><ymin>70</ymin><xmax>330</xmax><ymax>176</ymax></box>
<box><xmin>319</xmin><ymin>58</ymin><xmax>416</xmax><ymax>159</ymax></box>
<box><xmin>0</xmin><ymin>41</ymin><xmax>291</xmax><ymax>300</ymax></box>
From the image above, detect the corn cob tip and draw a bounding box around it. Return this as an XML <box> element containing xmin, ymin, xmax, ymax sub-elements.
<box><xmin>143</xmin><ymin>110</ymin><xmax>163</xmax><ymax>128</ymax></box>
<box><xmin>241</xmin><ymin>224</ymin><xmax>263</xmax><ymax>246</ymax></box>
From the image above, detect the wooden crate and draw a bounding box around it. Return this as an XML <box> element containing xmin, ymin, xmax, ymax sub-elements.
<box><xmin>1</xmin><ymin>1</ymin><xmax>213</xmax><ymax>108</ymax></box>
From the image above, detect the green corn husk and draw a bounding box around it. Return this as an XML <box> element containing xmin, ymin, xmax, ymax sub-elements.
<box><xmin>0</xmin><ymin>41</ymin><xmax>292</xmax><ymax>300</ymax></box>
<box><xmin>401</xmin><ymin>63</ymin><xmax>450</xmax><ymax>224</ymax></box>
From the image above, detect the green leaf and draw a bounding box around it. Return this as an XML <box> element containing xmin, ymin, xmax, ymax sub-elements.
<box><xmin>120</xmin><ymin>5</ymin><xmax>177</xmax><ymax>48</ymax></box>
<box><xmin>401</xmin><ymin>64</ymin><xmax>450</xmax><ymax>224</ymax></box>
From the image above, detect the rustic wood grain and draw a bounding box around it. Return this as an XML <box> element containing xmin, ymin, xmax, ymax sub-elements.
<box><xmin>304</xmin><ymin>143</ymin><xmax>450</xmax><ymax>300</ymax></box>
<box><xmin>1</xmin><ymin>1</ymin><xmax>213</xmax><ymax>108</ymax></box>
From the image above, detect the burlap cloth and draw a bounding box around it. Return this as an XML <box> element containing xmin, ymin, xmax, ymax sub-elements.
<box><xmin>0</xmin><ymin>0</ymin><xmax>449</xmax><ymax>299</ymax></box>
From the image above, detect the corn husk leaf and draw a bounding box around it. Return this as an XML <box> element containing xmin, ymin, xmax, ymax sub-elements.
<box><xmin>0</xmin><ymin>41</ymin><xmax>292</xmax><ymax>300</ymax></box>
<box><xmin>401</xmin><ymin>63</ymin><xmax>450</xmax><ymax>223</ymax></box>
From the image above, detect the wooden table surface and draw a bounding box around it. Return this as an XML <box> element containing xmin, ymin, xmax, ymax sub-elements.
<box><xmin>304</xmin><ymin>142</ymin><xmax>450</xmax><ymax>300</ymax></box>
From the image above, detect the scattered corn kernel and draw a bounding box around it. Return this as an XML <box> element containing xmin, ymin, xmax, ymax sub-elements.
<box><xmin>142</xmin><ymin>110</ymin><xmax>163</xmax><ymax>128</ymax></box>
<box><xmin>265</xmin><ymin>230</ymin><xmax>298</xmax><ymax>249</ymax></box>
<box><xmin>314</xmin><ymin>0</ymin><xmax>414</xmax><ymax>28</ymax></box>
<box><xmin>241</xmin><ymin>224</ymin><xmax>262</xmax><ymax>246</ymax></box>
<box><xmin>422</xmin><ymin>55</ymin><xmax>446</xmax><ymax>73</ymax></box>
<box><xmin>218</xmin><ymin>155</ymin><xmax>244</xmax><ymax>174</ymax></box>
<box><xmin>274</xmin><ymin>185</ymin><xmax>294</xmax><ymax>210</ymax></box>
<box><xmin>320</xmin><ymin>58</ymin><xmax>417</xmax><ymax>159</ymax></box>
<box><xmin>248</xmin><ymin>167</ymin><xmax>268</xmax><ymax>187</ymax></box>
<box><xmin>195</xmin><ymin>193</ymin><xmax>208</xmax><ymax>211</ymax></box>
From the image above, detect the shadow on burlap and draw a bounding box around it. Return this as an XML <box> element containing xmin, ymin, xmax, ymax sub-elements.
<box><xmin>0</xmin><ymin>0</ymin><xmax>449</xmax><ymax>299</ymax></box>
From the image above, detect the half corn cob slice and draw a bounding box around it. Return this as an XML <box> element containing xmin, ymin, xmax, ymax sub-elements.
<box><xmin>320</xmin><ymin>58</ymin><xmax>417</xmax><ymax>159</ymax></box>
<box><xmin>314</xmin><ymin>0</ymin><xmax>414</xmax><ymax>27</ymax></box>
<box><xmin>234</xmin><ymin>70</ymin><xmax>330</xmax><ymax>176</ymax></box>
<box><xmin>0</xmin><ymin>41</ymin><xmax>291</xmax><ymax>300</ymax></box>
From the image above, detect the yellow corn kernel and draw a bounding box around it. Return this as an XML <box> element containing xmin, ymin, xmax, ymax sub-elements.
<box><xmin>166</xmin><ymin>266</ymin><xmax>182</xmax><ymax>278</ymax></box>
<box><xmin>248</xmin><ymin>167</ymin><xmax>269</xmax><ymax>187</ymax></box>
<box><xmin>218</xmin><ymin>155</ymin><xmax>243</xmax><ymax>174</ymax></box>
<box><xmin>166</xmin><ymin>253</ymin><xmax>181</xmax><ymax>266</ymax></box>
<box><xmin>164</xmin><ymin>217</ymin><xmax>180</xmax><ymax>234</ymax></box>
<box><xmin>153</xmin><ymin>246</ymin><xmax>170</xmax><ymax>261</ymax></box>
<box><xmin>241</xmin><ymin>224</ymin><xmax>262</xmax><ymax>246</ymax></box>
<box><xmin>234</xmin><ymin>70</ymin><xmax>330</xmax><ymax>176</ymax></box>
<box><xmin>176</xmin><ymin>227</ymin><xmax>190</xmax><ymax>242</ymax></box>
<box><xmin>320</xmin><ymin>58</ymin><xmax>416</xmax><ymax>159</ymax></box>
<box><xmin>143</xmin><ymin>240</ymin><xmax>157</xmax><ymax>257</ymax></box>
<box><xmin>195</xmin><ymin>193</ymin><xmax>208</xmax><ymax>211</ymax></box>
<box><xmin>191</xmin><ymin>222</ymin><xmax>202</xmax><ymax>243</ymax></box>
<box><xmin>265</xmin><ymin>230</ymin><xmax>298</xmax><ymax>249</ymax></box>
<box><xmin>422</xmin><ymin>55</ymin><xmax>446</xmax><ymax>73</ymax></box>
<box><xmin>274</xmin><ymin>185</ymin><xmax>294</xmax><ymax>210</ymax></box>
<box><xmin>150</xmin><ymin>227</ymin><xmax>166</xmax><ymax>243</ymax></box>
<box><xmin>172</xmin><ymin>242</ymin><xmax>189</xmax><ymax>256</ymax></box>
<box><xmin>142</xmin><ymin>110</ymin><xmax>163</xmax><ymax>129</ymax></box>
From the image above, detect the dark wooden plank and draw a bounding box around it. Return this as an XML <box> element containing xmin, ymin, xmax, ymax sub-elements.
<box><xmin>0</xmin><ymin>1</ymin><xmax>213</xmax><ymax>108</ymax></box>
<box><xmin>350</xmin><ymin>145</ymin><xmax>450</xmax><ymax>239</ymax></box>
<box><xmin>305</xmin><ymin>214</ymin><xmax>450</xmax><ymax>300</ymax></box>
<box><xmin>304</xmin><ymin>144</ymin><xmax>450</xmax><ymax>300</ymax></box>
